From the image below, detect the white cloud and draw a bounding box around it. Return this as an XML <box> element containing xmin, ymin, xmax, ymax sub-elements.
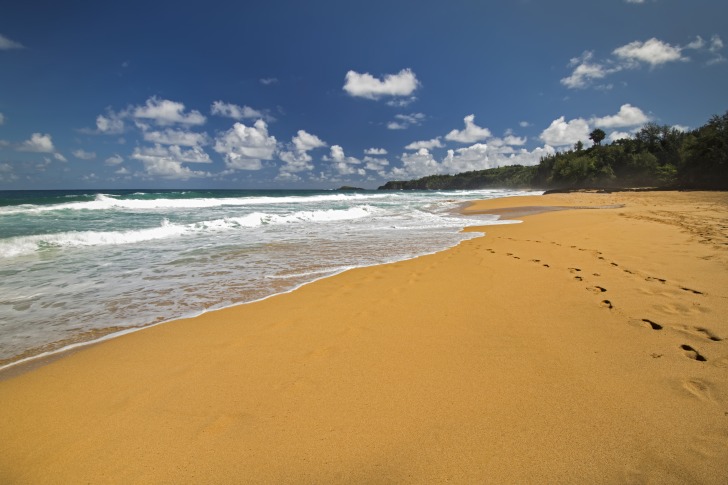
<box><xmin>539</xmin><ymin>116</ymin><xmax>590</xmax><ymax>146</ymax></box>
<box><xmin>442</xmin><ymin>144</ymin><xmax>491</xmax><ymax>173</ymax></box>
<box><xmin>291</xmin><ymin>130</ymin><xmax>326</xmax><ymax>152</ymax></box>
<box><xmin>624</xmin><ymin>0</ymin><xmax>645</xmax><ymax>3</ymax></box>
<box><xmin>502</xmin><ymin>135</ymin><xmax>527</xmax><ymax>146</ymax></box>
<box><xmin>0</xmin><ymin>34</ymin><xmax>24</xmax><ymax>50</ymax></box>
<box><xmin>363</xmin><ymin>156</ymin><xmax>389</xmax><ymax>172</ymax></box>
<box><xmin>260</xmin><ymin>77</ymin><xmax>278</xmax><ymax>85</ymax></box>
<box><xmin>445</xmin><ymin>114</ymin><xmax>492</xmax><ymax>143</ymax></box>
<box><xmin>613</xmin><ymin>38</ymin><xmax>685</xmax><ymax>67</ymax></box>
<box><xmin>72</xmin><ymin>149</ymin><xmax>96</xmax><ymax>160</ymax></box>
<box><xmin>115</xmin><ymin>166</ymin><xmax>130</xmax><ymax>175</ymax></box>
<box><xmin>278</xmin><ymin>130</ymin><xmax>327</xmax><ymax>175</ymax></box>
<box><xmin>343</xmin><ymin>68</ymin><xmax>420</xmax><ymax>100</ymax></box>
<box><xmin>562</xmin><ymin>35</ymin><xmax>724</xmax><ymax>90</ymax></box>
<box><xmin>672</xmin><ymin>124</ymin><xmax>690</xmax><ymax>133</ymax></box>
<box><xmin>405</xmin><ymin>137</ymin><xmax>444</xmax><ymax>150</ymax></box>
<box><xmin>105</xmin><ymin>154</ymin><xmax>124</xmax><ymax>166</ymax></box>
<box><xmin>132</xmin><ymin>144</ymin><xmax>211</xmax><ymax>180</ymax></box>
<box><xmin>707</xmin><ymin>35</ymin><xmax>726</xmax><ymax>65</ymax></box>
<box><xmin>395</xmin><ymin>148</ymin><xmax>440</xmax><ymax>178</ymax></box>
<box><xmin>18</xmin><ymin>133</ymin><xmax>55</xmax><ymax>153</ymax></box>
<box><xmin>519</xmin><ymin>121</ymin><xmax>530</xmax><ymax>128</ymax></box>
<box><xmin>213</xmin><ymin>120</ymin><xmax>277</xmax><ymax>171</ymax></box>
<box><xmin>53</xmin><ymin>152</ymin><xmax>67</xmax><ymax>162</ymax></box>
<box><xmin>95</xmin><ymin>111</ymin><xmax>126</xmax><ymax>134</ymax></box>
<box><xmin>324</xmin><ymin>145</ymin><xmax>364</xmax><ymax>176</ymax></box>
<box><xmin>608</xmin><ymin>131</ymin><xmax>632</xmax><ymax>142</ymax></box>
<box><xmin>592</xmin><ymin>104</ymin><xmax>650</xmax><ymax>128</ymax></box>
<box><xmin>364</xmin><ymin>147</ymin><xmax>388</xmax><ymax>155</ymax></box>
<box><xmin>387</xmin><ymin>122</ymin><xmax>408</xmax><ymax>130</ymax></box>
<box><xmin>133</xmin><ymin>96</ymin><xmax>206</xmax><ymax>126</ymax></box>
<box><xmin>142</xmin><ymin>128</ymin><xmax>209</xmax><ymax>147</ymax></box>
<box><xmin>386</xmin><ymin>97</ymin><xmax>417</xmax><ymax>108</ymax></box>
<box><xmin>561</xmin><ymin>51</ymin><xmax>620</xmax><ymax>89</ymax></box>
<box><xmin>211</xmin><ymin>101</ymin><xmax>271</xmax><ymax>121</ymax></box>
<box><xmin>133</xmin><ymin>144</ymin><xmax>211</xmax><ymax>164</ymax></box>
<box><xmin>387</xmin><ymin>112</ymin><xmax>425</xmax><ymax>130</ymax></box>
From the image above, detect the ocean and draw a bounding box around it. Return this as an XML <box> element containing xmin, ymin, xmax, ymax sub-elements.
<box><xmin>0</xmin><ymin>188</ymin><xmax>536</xmax><ymax>368</ymax></box>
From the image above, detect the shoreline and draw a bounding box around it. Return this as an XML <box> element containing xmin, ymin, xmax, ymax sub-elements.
<box><xmin>1</xmin><ymin>190</ymin><xmax>726</xmax><ymax>483</ymax></box>
<box><xmin>0</xmin><ymin>205</ymin><xmax>496</xmax><ymax>378</ymax></box>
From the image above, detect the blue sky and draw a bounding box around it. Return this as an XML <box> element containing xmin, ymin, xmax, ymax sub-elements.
<box><xmin>1</xmin><ymin>0</ymin><xmax>727</xmax><ymax>189</ymax></box>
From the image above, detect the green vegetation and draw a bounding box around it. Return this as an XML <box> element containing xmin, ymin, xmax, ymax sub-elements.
<box><xmin>379</xmin><ymin>110</ymin><xmax>728</xmax><ymax>191</ymax></box>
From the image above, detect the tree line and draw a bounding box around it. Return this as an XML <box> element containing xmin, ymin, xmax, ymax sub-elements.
<box><xmin>379</xmin><ymin>110</ymin><xmax>728</xmax><ymax>190</ymax></box>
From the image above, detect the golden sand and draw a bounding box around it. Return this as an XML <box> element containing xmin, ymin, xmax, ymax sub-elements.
<box><xmin>1</xmin><ymin>191</ymin><xmax>727</xmax><ymax>483</ymax></box>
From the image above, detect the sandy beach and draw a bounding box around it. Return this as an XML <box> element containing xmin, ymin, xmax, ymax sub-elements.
<box><xmin>1</xmin><ymin>190</ymin><xmax>727</xmax><ymax>483</ymax></box>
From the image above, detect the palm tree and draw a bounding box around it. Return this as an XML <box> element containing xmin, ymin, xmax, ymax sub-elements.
<box><xmin>589</xmin><ymin>128</ymin><xmax>606</xmax><ymax>146</ymax></box>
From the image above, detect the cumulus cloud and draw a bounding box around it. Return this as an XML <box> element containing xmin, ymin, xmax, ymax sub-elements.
<box><xmin>95</xmin><ymin>110</ymin><xmax>126</xmax><ymax>134</ymax></box>
<box><xmin>105</xmin><ymin>154</ymin><xmax>124</xmax><ymax>166</ymax></box>
<box><xmin>387</xmin><ymin>113</ymin><xmax>425</xmax><ymax>130</ymax></box>
<box><xmin>364</xmin><ymin>147</ymin><xmax>388</xmax><ymax>155</ymax></box>
<box><xmin>18</xmin><ymin>133</ymin><xmax>55</xmax><ymax>153</ymax></box>
<box><xmin>441</xmin><ymin>144</ymin><xmax>491</xmax><ymax>173</ymax></box>
<box><xmin>343</xmin><ymin>68</ymin><xmax>420</xmax><ymax>100</ymax></box>
<box><xmin>592</xmin><ymin>104</ymin><xmax>650</xmax><ymax>128</ymax></box>
<box><xmin>0</xmin><ymin>34</ymin><xmax>24</xmax><ymax>50</ymax></box>
<box><xmin>445</xmin><ymin>114</ymin><xmax>492</xmax><ymax>143</ymax></box>
<box><xmin>562</xmin><ymin>35</ymin><xmax>724</xmax><ymax>89</ymax></box>
<box><xmin>324</xmin><ymin>145</ymin><xmax>364</xmax><ymax>176</ymax></box>
<box><xmin>132</xmin><ymin>144</ymin><xmax>211</xmax><ymax>180</ymax></box>
<box><xmin>72</xmin><ymin>149</ymin><xmax>96</xmax><ymax>160</ymax></box>
<box><xmin>213</xmin><ymin>120</ymin><xmax>277</xmax><ymax>171</ymax></box>
<box><xmin>363</xmin><ymin>156</ymin><xmax>389</xmax><ymax>172</ymax></box>
<box><xmin>613</xmin><ymin>38</ymin><xmax>685</xmax><ymax>67</ymax></box>
<box><xmin>291</xmin><ymin>130</ymin><xmax>326</xmax><ymax>153</ymax></box>
<box><xmin>142</xmin><ymin>128</ymin><xmax>209</xmax><ymax>147</ymax></box>
<box><xmin>539</xmin><ymin>116</ymin><xmax>590</xmax><ymax>146</ymax></box>
<box><xmin>608</xmin><ymin>131</ymin><xmax>632</xmax><ymax>142</ymax></box>
<box><xmin>133</xmin><ymin>96</ymin><xmax>206</xmax><ymax>126</ymax></box>
<box><xmin>278</xmin><ymin>130</ymin><xmax>327</xmax><ymax>175</ymax></box>
<box><xmin>561</xmin><ymin>51</ymin><xmax>621</xmax><ymax>89</ymax></box>
<box><xmin>707</xmin><ymin>35</ymin><xmax>726</xmax><ymax>65</ymax></box>
<box><xmin>211</xmin><ymin>101</ymin><xmax>272</xmax><ymax>121</ymax></box>
<box><xmin>395</xmin><ymin>149</ymin><xmax>440</xmax><ymax>179</ymax></box>
<box><xmin>405</xmin><ymin>137</ymin><xmax>444</xmax><ymax>150</ymax></box>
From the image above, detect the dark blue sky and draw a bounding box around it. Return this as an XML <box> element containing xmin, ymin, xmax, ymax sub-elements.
<box><xmin>1</xmin><ymin>0</ymin><xmax>727</xmax><ymax>189</ymax></box>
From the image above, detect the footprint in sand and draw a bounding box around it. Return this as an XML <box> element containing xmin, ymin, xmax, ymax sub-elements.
<box><xmin>600</xmin><ymin>300</ymin><xmax>614</xmax><ymax>309</ymax></box>
<box><xmin>676</xmin><ymin>325</ymin><xmax>723</xmax><ymax>342</ymax></box>
<box><xmin>683</xmin><ymin>379</ymin><xmax>717</xmax><ymax>404</ymax></box>
<box><xmin>642</xmin><ymin>318</ymin><xmax>663</xmax><ymax>330</ymax></box>
<box><xmin>574</xmin><ymin>276</ymin><xmax>583</xmax><ymax>281</ymax></box>
<box><xmin>680</xmin><ymin>344</ymin><xmax>707</xmax><ymax>362</ymax></box>
<box><xmin>680</xmin><ymin>287</ymin><xmax>704</xmax><ymax>295</ymax></box>
<box><xmin>587</xmin><ymin>286</ymin><xmax>607</xmax><ymax>293</ymax></box>
<box><xmin>646</xmin><ymin>276</ymin><xmax>667</xmax><ymax>283</ymax></box>
<box><xmin>568</xmin><ymin>267</ymin><xmax>581</xmax><ymax>273</ymax></box>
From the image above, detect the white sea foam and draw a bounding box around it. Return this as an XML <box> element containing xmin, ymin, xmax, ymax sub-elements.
<box><xmin>0</xmin><ymin>206</ymin><xmax>377</xmax><ymax>257</ymax></box>
<box><xmin>0</xmin><ymin>192</ymin><xmax>389</xmax><ymax>214</ymax></box>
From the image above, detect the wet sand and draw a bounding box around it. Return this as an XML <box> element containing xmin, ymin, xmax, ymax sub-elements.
<box><xmin>1</xmin><ymin>190</ymin><xmax>727</xmax><ymax>483</ymax></box>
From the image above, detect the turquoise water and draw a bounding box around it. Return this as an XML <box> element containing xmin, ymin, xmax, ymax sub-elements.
<box><xmin>0</xmin><ymin>188</ymin><xmax>535</xmax><ymax>366</ymax></box>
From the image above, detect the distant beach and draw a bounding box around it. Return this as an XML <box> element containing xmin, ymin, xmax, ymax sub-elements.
<box><xmin>1</xmin><ymin>190</ymin><xmax>727</xmax><ymax>483</ymax></box>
